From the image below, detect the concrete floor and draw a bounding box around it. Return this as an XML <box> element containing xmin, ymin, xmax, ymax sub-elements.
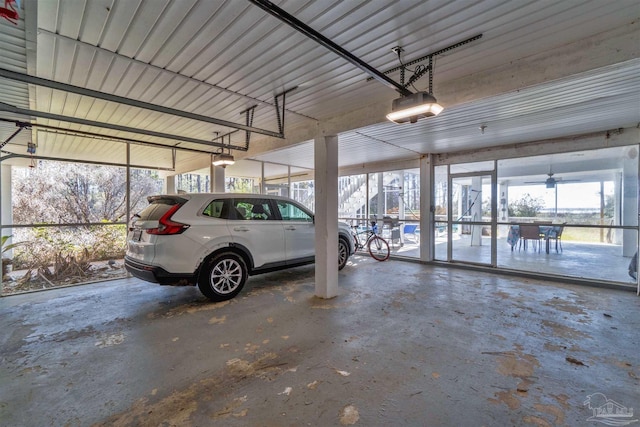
<box><xmin>1</xmin><ymin>256</ymin><xmax>639</xmax><ymax>426</ymax></box>
<box><xmin>396</xmin><ymin>236</ymin><xmax>637</xmax><ymax>286</ymax></box>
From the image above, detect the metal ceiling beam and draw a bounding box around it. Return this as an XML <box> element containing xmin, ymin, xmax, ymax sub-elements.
<box><xmin>0</xmin><ymin>152</ymin><xmax>176</xmax><ymax>171</ymax></box>
<box><xmin>0</xmin><ymin>102</ymin><xmax>248</xmax><ymax>151</ymax></box>
<box><xmin>0</xmin><ymin>122</ymin><xmax>28</xmax><ymax>149</ymax></box>
<box><xmin>248</xmin><ymin>0</ymin><xmax>413</xmax><ymax>97</ymax></box>
<box><xmin>0</xmin><ymin>118</ymin><xmax>217</xmax><ymax>156</ymax></box>
<box><xmin>0</xmin><ymin>67</ymin><xmax>284</xmax><ymax>139</ymax></box>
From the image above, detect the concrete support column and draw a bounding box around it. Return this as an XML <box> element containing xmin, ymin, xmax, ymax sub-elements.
<box><xmin>1</xmin><ymin>164</ymin><xmax>12</xmax><ymax>293</ymax></box>
<box><xmin>314</xmin><ymin>134</ymin><xmax>339</xmax><ymax>299</ymax></box>
<box><xmin>377</xmin><ymin>172</ymin><xmax>384</xmax><ymax>221</ymax></box>
<box><xmin>1</xmin><ymin>164</ymin><xmax>12</xmax><ymax>233</ymax></box>
<box><xmin>211</xmin><ymin>166</ymin><xmax>226</xmax><ymax>193</ymax></box>
<box><xmin>164</xmin><ymin>175</ymin><xmax>176</xmax><ymax>194</ymax></box>
<box><xmin>622</xmin><ymin>150</ymin><xmax>638</xmax><ymax>257</ymax></box>
<box><xmin>613</xmin><ymin>172</ymin><xmax>622</xmax><ymax>245</ymax></box>
<box><xmin>399</xmin><ymin>170</ymin><xmax>405</xmax><ymax>219</ymax></box>
<box><xmin>420</xmin><ymin>155</ymin><xmax>433</xmax><ymax>262</ymax></box>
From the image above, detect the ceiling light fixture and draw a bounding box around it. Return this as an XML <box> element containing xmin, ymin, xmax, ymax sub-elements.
<box><xmin>212</xmin><ymin>132</ymin><xmax>235</xmax><ymax>167</ymax></box>
<box><xmin>212</xmin><ymin>152</ymin><xmax>235</xmax><ymax>167</ymax></box>
<box><xmin>386</xmin><ymin>91</ymin><xmax>443</xmax><ymax>123</ymax></box>
<box><xmin>386</xmin><ymin>47</ymin><xmax>445</xmax><ymax>124</ymax></box>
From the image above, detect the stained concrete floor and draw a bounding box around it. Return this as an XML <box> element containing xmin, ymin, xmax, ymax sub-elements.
<box><xmin>1</xmin><ymin>256</ymin><xmax>639</xmax><ymax>427</ymax></box>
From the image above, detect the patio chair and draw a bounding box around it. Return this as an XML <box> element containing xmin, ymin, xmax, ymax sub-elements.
<box><xmin>403</xmin><ymin>224</ymin><xmax>419</xmax><ymax>243</ymax></box>
<box><xmin>547</xmin><ymin>224</ymin><xmax>565</xmax><ymax>253</ymax></box>
<box><xmin>518</xmin><ymin>224</ymin><xmax>542</xmax><ymax>252</ymax></box>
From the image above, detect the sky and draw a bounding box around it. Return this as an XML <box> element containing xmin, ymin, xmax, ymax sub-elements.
<box><xmin>508</xmin><ymin>182</ymin><xmax>613</xmax><ymax>211</ymax></box>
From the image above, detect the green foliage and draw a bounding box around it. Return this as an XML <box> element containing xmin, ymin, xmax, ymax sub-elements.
<box><xmin>8</xmin><ymin>161</ymin><xmax>160</xmax><ymax>283</ymax></box>
<box><xmin>226</xmin><ymin>177</ymin><xmax>257</xmax><ymax>193</ymax></box>
<box><xmin>12</xmin><ymin>161</ymin><xmax>162</xmax><ymax>224</ymax></box>
<box><xmin>1</xmin><ymin>235</ymin><xmax>23</xmax><ymax>254</ymax></box>
<box><xmin>177</xmin><ymin>173</ymin><xmax>210</xmax><ymax>193</ymax></box>
<box><xmin>508</xmin><ymin>193</ymin><xmax>545</xmax><ymax>217</ymax></box>
<box><xmin>12</xmin><ymin>225</ymin><xmax>126</xmax><ymax>271</ymax></box>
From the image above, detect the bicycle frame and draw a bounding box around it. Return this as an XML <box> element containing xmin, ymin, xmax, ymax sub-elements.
<box><xmin>350</xmin><ymin>221</ymin><xmax>390</xmax><ymax>262</ymax></box>
<box><xmin>351</xmin><ymin>223</ymin><xmax>377</xmax><ymax>251</ymax></box>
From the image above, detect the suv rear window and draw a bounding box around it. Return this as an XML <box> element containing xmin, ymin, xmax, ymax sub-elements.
<box><xmin>137</xmin><ymin>198</ymin><xmax>184</xmax><ymax>220</ymax></box>
<box><xmin>202</xmin><ymin>199</ymin><xmax>229</xmax><ymax>219</ymax></box>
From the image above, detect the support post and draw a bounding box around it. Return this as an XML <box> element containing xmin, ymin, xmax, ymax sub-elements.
<box><xmin>212</xmin><ymin>166</ymin><xmax>225</xmax><ymax>193</ymax></box>
<box><xmin>0</xmin><ymin>164</ymin><xmax>10</xmax><ymax>293</ymax></box>
<box><xmin>164</xmin><ymin>175</ymin><xmax>176</xmax><ymax>194</ymax></box>
<box><xmin>420</xmin><ymin>155</ymin><xmax>433</xmax><ymax>262</ymax></box>
<box><xmin>314</xmin><ymin>134</ymin><xmax>339</xmax><ymax>299</ymax></box>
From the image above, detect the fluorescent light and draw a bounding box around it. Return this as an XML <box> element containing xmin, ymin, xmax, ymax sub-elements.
<box><xmin>386</xmin><ymin>91</ymin><xmax>443</xmax><ymax>123</ymax></box>
<box><xmin>212</xmin><ymin>153</ymin><xmax>235</xmax><ymax>167</ymax></box>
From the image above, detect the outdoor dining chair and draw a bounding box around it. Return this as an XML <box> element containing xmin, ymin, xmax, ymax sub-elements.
<box><xmin>547</xmin><ymin>224</ymin><xmax>565</xmax><ymax>253</ymax></box>
<box><xmin>519</xmin><ymin>224</ymin><xmax>542</xmax><ymax>252</ymax></box>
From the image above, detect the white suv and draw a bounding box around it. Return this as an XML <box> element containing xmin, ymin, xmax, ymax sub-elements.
<box><xmin>125</xmin><ymin>193</ymin><xmax>355</xmax><ymax>301</ymax></box>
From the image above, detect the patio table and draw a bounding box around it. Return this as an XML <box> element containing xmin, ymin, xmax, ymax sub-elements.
<box><xmin>507</xmin><ymin>224</ymin><xmax>554</xmax><ymax>253</ymax></box>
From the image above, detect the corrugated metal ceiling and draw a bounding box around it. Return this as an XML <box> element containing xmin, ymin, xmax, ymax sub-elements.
<box><xmin>0</xmin><ymin>0</ymin><xmax>638</xmax><ymax>172</ymax></box>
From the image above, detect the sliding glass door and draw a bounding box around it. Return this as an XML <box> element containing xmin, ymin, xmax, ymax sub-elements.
<box><xmin>449</xmin><ymin>172</ymin><xmax>496</xmax><ymax>266</ymax></box>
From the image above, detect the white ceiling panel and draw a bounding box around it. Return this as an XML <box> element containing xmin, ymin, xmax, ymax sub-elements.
<box><xmin>0</xmin><ymin>0</ymin><xmax>638</xmax><ymax>172</ymax></box>
<box><xmin>0</xmin><ymin>10</ymin><xmax>31</xmax><ymax>151</ymax></box>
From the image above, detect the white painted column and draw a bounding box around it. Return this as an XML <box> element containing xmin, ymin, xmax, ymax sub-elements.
<box><xmin>314</xmin><ymin>134</ymin><xmax>339</xmax><ymax>299</ymax></box>
<box><xmin>420</xmin><ymin>155</ymin><xmax>433</xmax><ymax>262</ymax></box>
<box><xmin>613</xmin><ymin>172</ymin><xmax>622</xmax><ymax>245</ymax></box>
<box><xmin>471</xmin><ymin>176</ymin><xmax>483</xmax><ymax>246</ymax></box>
<box><xmin>377</xmin><ymin>172</ymin><xmax>384</xmax><ymax>221</ymax></box>
<box><xmin>622</xmin><ymin>149</ymin><xmax>638</xmax><ymax>257</ymax></box>
<box><xmin>211</xmin><ymin>166</ymin><xmax>226</xmax><ymax>192</ymax></box>
<box><xmin>164</xmin><ymin>175</ymin><xmax>176</xmax><ymax>194</ymax></box>
<box><xmin>1</xmin><ymin>164</ymin><xmax>11</xmax><ymax>232</ymax></box>
<box><xmin>1</xmin><ymin>164</ymin><xmax>12</xmax><ymax>293</ymax></box>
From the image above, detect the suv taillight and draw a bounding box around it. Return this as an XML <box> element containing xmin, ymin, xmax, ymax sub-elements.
<box><xmin>146</xmin><ymin>204</ymin><xmax>190</xmax><ymax>235</ymax></box>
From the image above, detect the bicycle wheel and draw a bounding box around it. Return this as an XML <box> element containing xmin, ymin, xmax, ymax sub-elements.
<box><xmin>368</xmin><ymin>235</ymin><xmax>390</xmax><ymax>261</ymax></box>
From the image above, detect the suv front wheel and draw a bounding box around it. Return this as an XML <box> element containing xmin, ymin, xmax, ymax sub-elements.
<box><xmin>338</xmin><ymin>237</ymin><xmax>349</xmax><ymax>270</ymax></box>
<box><xmin>198</xmin><ymin>252</ymin><xmax>248</xmax><ymax>301</ymax></box>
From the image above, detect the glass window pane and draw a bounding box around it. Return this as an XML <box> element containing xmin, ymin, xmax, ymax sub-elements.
<box><xmin>497</xmin><ymin>145</ymin><xmax>638</xmax><ymax>285</ymax></box>
<box><xmin>291</xmin><ymin>180</ymin><xmax>314</xmax><ymax>210</ymax></box>
<box><xmin>264</xmin><ymin>163</ymin><xmax>289</xmax><ymax>196</ymax></box>
<box><xmin>339</xmin><ymin>174</ymin><xmax>367</xmax><ymax>223</ymax></box>
<box><xmin>176</xmin><ymin>170</ymin><xmax>209</xmax><ymax>193</ymax></box>
<box><xmin>277</xmin><ymin>201</ymin><xmax>312</xmax><ymax>221</ymax></box>
<box><xmin>233</xmin><ymin>198</ymin><xmax>274</xmax><ymax>220</ymax></box>
<box><xmin>450</xmin><ymin>160</ymin><xmax>494</xmax><ymax>174</ymax></box>
<box><xmin>203</xmin><ymin>200</ymin><xmax>227</xmax><ymax>219</ymax></box>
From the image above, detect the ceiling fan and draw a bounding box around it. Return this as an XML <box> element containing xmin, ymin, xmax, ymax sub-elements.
<box><xmin>524</xmin><ymin>168</ymin><xmax>580</xmax><ymax>188</ymax></box>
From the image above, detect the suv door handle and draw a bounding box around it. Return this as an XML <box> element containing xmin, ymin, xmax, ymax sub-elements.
<box><xmin>233</xmin><ymin>226</ymin><xmax>250</xmax><ymax>232</ymax></box>
<box><xmin>284</xmin><ymin>226</ymin><xmax>296</xmax><ymax>231</ymax></box>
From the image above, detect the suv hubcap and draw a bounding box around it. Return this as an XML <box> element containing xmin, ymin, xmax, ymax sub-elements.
<box><xmin>211</xmin><ymin>259</ymin><xmax>242</xmax><ymax>294</ymax></box>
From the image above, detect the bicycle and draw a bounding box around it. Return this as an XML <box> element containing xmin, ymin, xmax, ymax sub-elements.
<box><xmin>351</xmin><ymin>221</ymin><xmax>390</xmax><ymax>261</ymax></box>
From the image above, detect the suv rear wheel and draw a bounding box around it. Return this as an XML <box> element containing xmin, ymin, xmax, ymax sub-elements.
<box><xmin>198</xmin><ymin>252</ymin><xmax>248</xmax><ymax>301</ymax></box>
